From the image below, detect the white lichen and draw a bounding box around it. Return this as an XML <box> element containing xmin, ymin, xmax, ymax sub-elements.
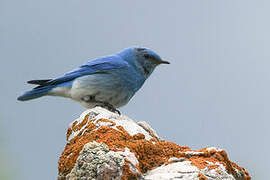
<box><xmin>66</xmin><ymin>141</ymin><xmax>125</xmax><ymax>180</ymax></box>
<box><xmin>67</xmin><ymin>107</ymin><xmax>155</xmax><ymax>142</ymax></box>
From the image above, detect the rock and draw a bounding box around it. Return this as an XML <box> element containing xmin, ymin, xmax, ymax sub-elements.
<box><xmin>58</xmin><ymin>107</ymin><xmax>251</xmax><ymax>180</ymax></box>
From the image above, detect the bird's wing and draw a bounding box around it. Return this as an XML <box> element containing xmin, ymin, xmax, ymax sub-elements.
<box><xmin>36</xmin><ymin>55</ymin><xmax>128</xmax><ymax>88</ymax></box>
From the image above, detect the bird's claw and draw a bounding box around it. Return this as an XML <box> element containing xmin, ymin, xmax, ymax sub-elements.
<box><xmin>96</xmin><ymin>102</ymin><xmax>121</xmax><ymax>115</ymax></box>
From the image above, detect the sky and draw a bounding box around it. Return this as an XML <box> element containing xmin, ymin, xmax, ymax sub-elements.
<box><xmin>1</xmin><ymin>0</ymin><xmax>269</xmax><ymax>179</ymax></box>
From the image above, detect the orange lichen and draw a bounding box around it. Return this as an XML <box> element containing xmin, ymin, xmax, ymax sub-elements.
<box><xmin>190</xmin><ymin>156</ymin><xmax>212</xmax><ymax>169</ymax></box>
<box><xmin>66</xmin><ymin>128</ymin><xmax>72</xmax><ymax>141</ymax></box>
<box><xmin>71</xmin><ymin>120</ymin><xmax>77</xmax><ymax>130</ymax></box>
<box><xmin>231</xmin><ymin>162</ymin><xmax>251</xmax><ymax>180</ymax></box>
<box><xmin>216</xmin><ymin>169</ymin><xmax>221</xmax><ymax>174</ymax></box>
<box><xmin>72</xmin><ymin>114</ymin><xmax>89</xmax><ymax>132</ymax></box>
<box><xmin>132</xmin><ymin>133</ymin><xmax>145</xmax><ymax>140</ymax></box>
<box><xmin>96</xmin><ymin>118</ymin><xmax>116</xmax><ymax>126</ymax></box>
<box><xmin>58</xmin><ymin>115</ymin><xmax>251</xmax><ymax>180</ymax></box>
<box><xmin>121</xmin><ymin>159</ymin><xmax>139</xmax><ymax>180</ymax></box>
<box><xmin>208</xmin><ymin>164</ymin><xmax>219</xmax><ymax>170</ymax></box>
<box><xmin>198</xmin><ymin>172</ymin><xmax>208</xmax><ymax>180</ymax></box>
<box><xmin>58</xmin><ymin>124</ymin><xmax>188</xmax><ymax>177</ymax></box>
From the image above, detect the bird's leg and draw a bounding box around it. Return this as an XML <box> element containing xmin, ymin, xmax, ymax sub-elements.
<box><xmin>97</xmin><ymin>101</ymin><xmax>121</xmax><ymax>115</ymax></box>
<box><xmin>82</xmin><ymin>95</ymin><xmax>121</xmax><ymax>115</ymax></box>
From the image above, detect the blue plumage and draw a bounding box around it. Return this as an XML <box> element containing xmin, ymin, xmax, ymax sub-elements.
<box><xmin>18</xmin><ymin>47</ymin><xmax>169</xmax><ymax>112</ymax></box>
<box><xmin>49</xmin><ymin>55</ymin><xmax>128</xmax><ymax>86</ymax></box>
<box><xmin>18</xmin><ymin>86</ymin><xmax>54</xmax><ymax>101</ymax></box>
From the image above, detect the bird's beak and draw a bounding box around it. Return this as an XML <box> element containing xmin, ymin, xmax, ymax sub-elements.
<box><xmin>159</xmin><ymin>60</ymin><xmax>170</xmax><ymax>64</ymax></box>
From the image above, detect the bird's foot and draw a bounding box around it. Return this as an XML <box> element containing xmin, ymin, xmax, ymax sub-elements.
<box><xmin>81</xmin><ymin>95</ymin><xmax>121</xmax><ymax>115</ymax></box>
<box><xmin>96</xmin><ymin>102</ymin><xmax>121</xmax><ymax>115</ymax></box>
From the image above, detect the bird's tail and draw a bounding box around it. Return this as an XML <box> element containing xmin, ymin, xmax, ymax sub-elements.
<box><xmin>17</xmin><ymin>86</ymin><xmax>53</xmax><ymax>101</ymax></box>
<box><xmin>17</xmin><ymin>79</ymin><xmax>54</xmax><ymax>101</ymax></box>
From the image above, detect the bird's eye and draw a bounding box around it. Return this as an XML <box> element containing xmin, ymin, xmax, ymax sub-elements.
<box><xmin>137</xmin><ymin>48</ymin><xmax>146</xmax><ymax>51</ymax></box>
<box><xmin>144</xmin><ymin>54</ymin><xmax>151</xmax><ymax>59</ymax></box>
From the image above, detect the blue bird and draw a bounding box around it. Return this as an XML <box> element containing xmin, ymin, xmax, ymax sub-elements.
<box><xmin>17</xmin><ymin>47</ymin><xmax>170</xmax><ymax>113</ymax></box>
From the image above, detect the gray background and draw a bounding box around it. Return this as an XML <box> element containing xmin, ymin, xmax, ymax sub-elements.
<box><xmin>0</xmin><ymin>0</ymin><xmax>268</xmax><ymax>179</ymax></box>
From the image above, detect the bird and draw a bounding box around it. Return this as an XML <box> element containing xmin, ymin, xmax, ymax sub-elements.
<box><xmin>17</xmin><ymin>47</ymin><xmax>170</xmax><ymax>113</ymax></box>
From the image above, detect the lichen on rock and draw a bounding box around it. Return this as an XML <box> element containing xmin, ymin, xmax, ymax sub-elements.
<box><xmin>65</xmin><ymin>141</ymin><xmax>124</xmax><ymax>180</ymax></box>
<box><xmin>58</xmin><ymin>107</ymin><xmax>251</xmax><ymax>180</ymax></box>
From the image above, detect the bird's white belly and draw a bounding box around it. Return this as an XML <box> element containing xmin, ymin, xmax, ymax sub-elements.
<box><xmin>70</xmin><ymin>74</ymin><xmax>134</xmax><ymax>108</ymax></box>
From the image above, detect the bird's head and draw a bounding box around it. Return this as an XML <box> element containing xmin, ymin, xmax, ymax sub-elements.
<box><xmin>119</xmin><ymin>47</ymin><xmax>170</xmax><ymax>78</ymax></box>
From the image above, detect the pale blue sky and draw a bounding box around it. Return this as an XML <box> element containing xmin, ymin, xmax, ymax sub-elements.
<box><xmin>1</xmin><ymin>0</ymin><xmax>269</xmax><ymax>179</ymax></box>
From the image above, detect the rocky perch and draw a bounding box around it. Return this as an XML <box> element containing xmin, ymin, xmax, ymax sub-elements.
<box><xmin>58</xmin><ymin>107</ymin><xmax>251</xmax><ymax>180</ymax></box>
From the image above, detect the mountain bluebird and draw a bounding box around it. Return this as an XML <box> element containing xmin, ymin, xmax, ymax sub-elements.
<box><xmin>17</xmin><ymin>47</ymin><xmax>170</xmax><ymax>113</ymax></box>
